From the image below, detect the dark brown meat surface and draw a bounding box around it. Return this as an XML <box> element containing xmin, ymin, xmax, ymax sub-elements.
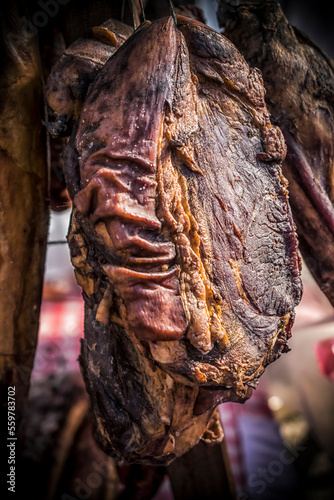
<box><xmin>46</xmin><ymin>18</ymin><xmax>133</xmax><ymax>136</ymax></box>
<box><xmin>48</xmin><ymin>15</ymin><xmax>302</xmax><ymax>464</ymax></box>
<box><xmin>218</xmin><ymin>0</ymin><xmax>334</xmax><ymax>305</ymax></box>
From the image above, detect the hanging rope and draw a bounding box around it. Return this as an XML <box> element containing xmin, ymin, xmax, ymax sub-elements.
<box><xmin>128</xmin><ymin>0</ymin><xmax>138</xmax><ymax>30</ymax></box>
<box><xmin>168</xmin><ymin>0</ymin><xmax>177</xmax><ymax>27</ymax></box>
<box><xmin>139</xmin><ymin>0</ymin><xmax>146</xmax><ymax>22</ymax></box>
<box><xmin>121</xmin><ymin>0</ymin><xmax>126</xmax><ymax>23</ymax></box>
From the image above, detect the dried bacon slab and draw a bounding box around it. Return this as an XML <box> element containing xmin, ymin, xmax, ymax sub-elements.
<box><xmin>52</xmin><ymin>15</ymin><xmax>302</xmax><ymax>464</ymax></box>
<box><xmin>218</xmin><ymin>0</ymin><xmax>334</xmax><ymax>305</ymax></box>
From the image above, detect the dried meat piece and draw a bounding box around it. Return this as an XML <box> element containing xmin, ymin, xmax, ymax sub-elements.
<box><xmin>57</xmin><ymin>15</ymin><xmax>302</xmax><ymax>463</ymax></box>
<box><xmin>218</xmin><ymin>0</ymin><xmax>334</xmax><ymax>305</ymax></box>
<box><xmin>46</xmin><ymin>18</ymin><xmax>133</xmax><ymax>136</ymax></box>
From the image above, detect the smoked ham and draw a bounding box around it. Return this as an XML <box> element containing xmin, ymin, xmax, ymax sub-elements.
<box><xmin>47</xmin><ymin>15</ymin><xmax>302</xmax><ymax>464</ymax></box>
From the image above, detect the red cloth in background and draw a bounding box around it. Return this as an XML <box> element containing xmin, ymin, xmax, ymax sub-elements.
<box><xmin>314</xmin><ymin>337</ymin><xmax>334</xmax><ymax>383</ymax></box>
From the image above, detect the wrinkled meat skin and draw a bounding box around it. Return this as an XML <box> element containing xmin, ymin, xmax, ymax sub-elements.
<box><xmin>73</xmin><ymin>18</ymin><xmax>188</xmax><ymax>342</ymax></box>
<box><xmin>61</xmin><ymin>15</ymin><xmax>302</xmax><ymax>463</ymax></box>
<box><xmin>218</xmin><ymin>0</ymin><xmax>334</xmax><ymax>305</ymax></box>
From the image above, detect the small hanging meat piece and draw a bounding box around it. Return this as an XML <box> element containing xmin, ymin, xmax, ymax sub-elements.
<box><xmin>218</xmin><ymin>0</ymin><xmax>334</xmax><ymax>305</ymax></box>
<box><xmin>45</xmin><ymin>18</ymin><xmax>133</xmax><ymax>136</ymax></box>
<box><xmin>47</xmin><ymin>15</ymin><xmax>302</xmax><ymax>464</ymax></box>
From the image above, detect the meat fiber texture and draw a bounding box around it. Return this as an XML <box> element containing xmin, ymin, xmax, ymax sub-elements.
<box><xmin>60</xmin><ymin>16</ymin><xmax>302</xmax><ymax>464</ymax></box>
<box><xmin>218</xmin><ymin>0</ymin><xmax>334</xmax><ymax>305</ymax></box>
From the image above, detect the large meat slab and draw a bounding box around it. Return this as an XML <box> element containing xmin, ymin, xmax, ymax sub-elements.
<box><xmin>50</xmin><ymin>15</ymin><xmax>302</xmax><ymax>464</ymax></box>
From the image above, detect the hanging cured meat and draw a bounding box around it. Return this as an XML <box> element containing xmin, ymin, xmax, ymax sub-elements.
<box><xmin>47</xmin><ymin>15</ymin><xmax>302</xmax><ymax>464</ymax></box>
<box><xmin>218</xmin><ymin>0</ymin><xmax>334</xmax><ymax>305</ymax></box>
<box><xmin>46</xmin><ymin>18</ymin><xmax>133</xmax><ymax>136</ymax></box>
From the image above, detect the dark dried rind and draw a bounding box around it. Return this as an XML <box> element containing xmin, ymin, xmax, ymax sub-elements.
<box><xmin>62</xmin><ymin>15</ymin><xmax>302</xmax><ymax>463</ymax></box>
<box><xmin>218</xmin><ymin>0</ymin><xmax>334</xmax><ymax>305</ymax></box>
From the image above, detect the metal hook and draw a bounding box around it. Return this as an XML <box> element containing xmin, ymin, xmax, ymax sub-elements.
<box><xmin>168</xmin><ymin>0</ymin><xmax>178</xmax><ymax>27</ymax></box>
